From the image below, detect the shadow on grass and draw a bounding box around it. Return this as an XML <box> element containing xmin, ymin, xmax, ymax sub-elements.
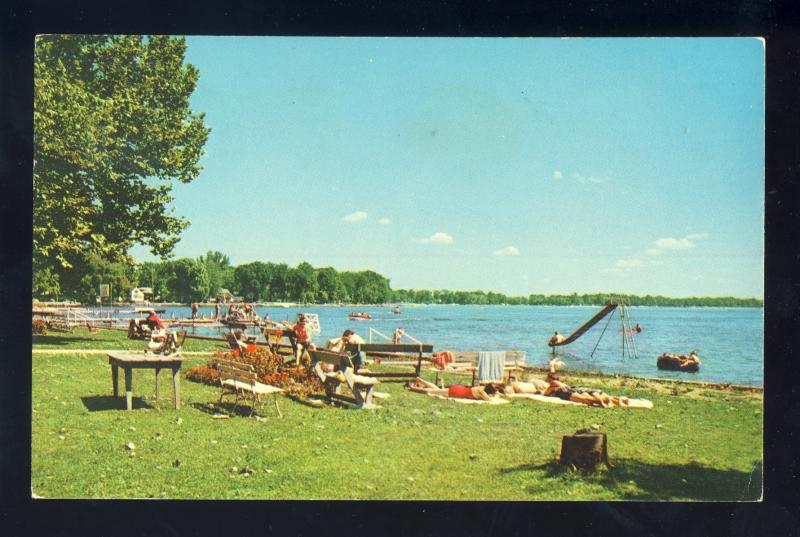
<box><xmin>190</xmin><ymin>400</ymin><xmax>269</xmax><ymax>418</ymax></box>
<box><xmin>502</xmin><ymin>458</ymin><xmax>762</xmax><ymax>501</ymax></box>
<box><xmin>33</xmin><ymin>335</ymin><xmax>99</xmax><ymax>346</ymax></box>
<box><xmin>81</xmin><ymin>395</ymin><xmax>154</xmax><ymax>412</ymax></box>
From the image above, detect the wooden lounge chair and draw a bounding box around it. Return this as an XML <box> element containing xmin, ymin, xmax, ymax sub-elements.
<box><xmin>212</xmin><ymin>357</ymin><xmax>283</xmax><ymax>417</ymax></box>
<box><xmin>127</xmin><ymin>318</ymin><xmax>152</xmax><ymax>340</ymax></box>
<box><xmin>146</xmin><ymin>330</ymin><xmax>186</xmax><ymax>356</ymax></box>
<box><xmin>308</xmin><ymin>348</ymin><xmax>380</xmax><ymax>408</ymax></box>
<box><xmin>431</xmin><ymin>350</ymin><xmax>526</xmax><ymax>387</ymax></box>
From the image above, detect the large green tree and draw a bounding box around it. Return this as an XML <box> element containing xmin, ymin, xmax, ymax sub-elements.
<box><xmin>33</xmin><ymin>35</ymin><xmax>210</xmax><ymax>298</ymax></box>
<box><xmin>198</xmin><ymin>250</ymin><xmax>233</xmax><ymax>295</ymax></box>
<box><xmin>160</xmin><ymin>258</ymin><xmax>210</xmax><ymax>303</ymax></box>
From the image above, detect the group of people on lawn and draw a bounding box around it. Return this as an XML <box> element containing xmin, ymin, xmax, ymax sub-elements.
<box><xmin>408</xmin><ymin>358</ymin><xmax>634</xmax><ymax>407</ymax></box>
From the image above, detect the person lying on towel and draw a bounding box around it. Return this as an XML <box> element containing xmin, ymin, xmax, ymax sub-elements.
<box><xmin>407</xmin><ymin>377</ymin><xmax>503</xmax><ymax>401</ymax></box>
<box><xmin>544</xmin><ymin>371</ymin><xmax>631</xmax><ymax>407</ymax></box>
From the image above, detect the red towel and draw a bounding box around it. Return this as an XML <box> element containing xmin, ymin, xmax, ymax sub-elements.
<box><xmin>434</xmin><ymin>351</ymin><xmax>454</xmax><ymax>370</ymax></box>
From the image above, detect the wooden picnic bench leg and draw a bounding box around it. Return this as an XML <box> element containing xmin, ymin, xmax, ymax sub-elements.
<box><xmin>111</xmin><ymin>364</ymin><xmax>119</xmax><ymax>397</ymax></box>
<box><xmin>124</xmin><ymin>367</ymin><xmax>133</xmax><ymax>411</ymax></box>
<box><xmin>362</xmin><ymin>385</ymin><xmax>374</xmax><ymax>407</ymax></box>
<box><xmin>154</xmin><ymin>367</ymin><xmax>160</xmax><ymax>404</ymax></box>
<box><xmin>171</xmin><ymin>365</ymin><xmax>181</xmax><ymax>410</ymax></box>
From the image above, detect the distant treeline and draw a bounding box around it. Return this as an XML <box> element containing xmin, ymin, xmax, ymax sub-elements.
<box><xmin>32</xmin><ymin>250</ymin><xmax>762</xmax><ymax>308</ymax></box>
<box><xmin>393</xmin><ymin>290</ymin><xmax>763</xmax><ymax>308</ymax></box>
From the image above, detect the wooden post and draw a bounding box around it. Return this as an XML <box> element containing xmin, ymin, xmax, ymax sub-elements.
<box><xmin>111</xmin><ymin>364</ymin><xmax>119</xmax><ymax>397</ymax></box>
<box><xmin>172</xmin><ymin>365</ymin><xmax>181</xmax><ymax>409</ymax></box>
<box><xmin>154</xmin><ymin>367</ymin><xmax>160</xmax><ymax>403</ymax></box>
<box><xmin>124</xmin><ymin>367</ymin><xmax>133</xmax><ymax>411</ymax></box>
<box><xmin>559</xmin><ymin>432</ymin><xmax>611</xmax><ymax>473</ymax></box>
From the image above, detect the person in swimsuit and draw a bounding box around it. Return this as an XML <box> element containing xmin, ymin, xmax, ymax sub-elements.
<box><xmin>407</xmin><ymin>377</ymin><xmax>502</xmax><ymax>401</ymax></box>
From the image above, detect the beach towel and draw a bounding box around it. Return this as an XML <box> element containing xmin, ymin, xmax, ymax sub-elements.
<box><xmin>434</xmin><ymin>351</ymin><xmax>455</xmax><ymax>370</ymax></box>
<box><xmin>429</xmin><ymin>394</ymin><xmax>510</xmax><ymax>404</ymax></box>
<box><xmin>505</xmin><ymin>392</ymin><xmax>653</xmax><ymax>409</ymax></box>
<box><xmin>478</xmin><ymin>351</ymin><xmax>505</xmax><ymax>383</ymax></box>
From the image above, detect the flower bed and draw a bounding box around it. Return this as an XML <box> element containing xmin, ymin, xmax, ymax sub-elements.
<box><xmin>185</xmin><ymin>348</ymin><xmax>322</xmax><ymax>396</ymax></box>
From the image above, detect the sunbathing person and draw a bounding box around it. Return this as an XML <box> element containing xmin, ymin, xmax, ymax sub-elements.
<box><xmin>407</xmin><ymin>377</ymin><xmax>503</xmax><ymax>401</ymax></box>
<box><xmin>543</xmin><ymin>358</ymin><xmax>630</xmax><ymax>407</ymax></box>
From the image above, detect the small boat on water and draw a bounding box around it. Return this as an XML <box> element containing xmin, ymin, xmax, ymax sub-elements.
<box><xmin>392</xmin><ymin>306</ymin><xmax>401</xmax><ymax>314</ymax></box>
<box><xmin>656</xmin><ymin>354</ymin><xmax>700</xmax><ymax>373</ymax></box>
<box><xmin>348</xmin><ymin>312</ymin><xmax>372</xmax><ymax>321</ymax></box>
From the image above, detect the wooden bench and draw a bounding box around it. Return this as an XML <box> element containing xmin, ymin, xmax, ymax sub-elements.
<box><xmin>212</xmin><ymin>357</ymin><xmax>284</xmax><ymax>417</ymax></box>
<box><xmin>308</xmin><ymin>349</ymin><xmax>380</xmax><ymax>408</ymax></box>
<box><xmin>432</xmin><ymin>350</ymin><xmax>526</xmax><ymax>387</ymax></box>
<box><xmin>47</xmin><ymin>319</ymin><xmax>74</xmax><ymax>333</ymax></box>
<box><xmin>343</xmin><ymin>343</ymin><xmax>434</xmax><ymax>380</ymax></box>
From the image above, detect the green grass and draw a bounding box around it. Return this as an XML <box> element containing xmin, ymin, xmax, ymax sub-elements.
<box><xmin>33</xmin><ymin>326</ymin><xmax>228</xmax><ymax>352</ymax></box>
<box><xmin>31</xmin><ymin>330</ymin><xmax>762</xmax><ymax>500</ymax></box>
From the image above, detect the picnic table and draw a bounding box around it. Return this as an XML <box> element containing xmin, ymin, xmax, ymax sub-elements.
<box><xmin>107</xmin><ymin>353</ymin><xmax>184</xmax><ymax>411</ymax></box>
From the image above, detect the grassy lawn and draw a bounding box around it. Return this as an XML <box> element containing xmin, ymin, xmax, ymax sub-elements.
<box><xmin>33</xmin><ymin>326</ymin><xmax>228</xmax><ymax>353</ymax></box>
<box><xmin>31</xmin><ymin>329</ymin><xmax>762</xmax><ymax>500</ymax></box>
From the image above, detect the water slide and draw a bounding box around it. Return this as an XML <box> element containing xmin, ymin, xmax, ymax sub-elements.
<box><xmin>548</xmin><ymin>302</ymin><xmax>618</xmax><ymax>346</ymax></box>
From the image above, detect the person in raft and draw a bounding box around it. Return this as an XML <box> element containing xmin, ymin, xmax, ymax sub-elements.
<box><xmin>660</xmin><ymin>351</ymin><xmax>701</xmax><ymax>366</ymax></box>
<box><xmin>681</xmin><ymin>351</ymin><xmax>701</xmax><ymax>366</ymax></box>
<box><xmin>407</xmin><ymin>377</ymin><xmax>503</xmax><ymax>401</ymax></box>
<box><xmin>549</xmin><ymin>331</ymin><xmax>566</xmax><ymax>346</ymax></box>
<box><xmin>282</xmin><ymin>314</ymin><xmax>316</xmax><ymax>359</ymax></box>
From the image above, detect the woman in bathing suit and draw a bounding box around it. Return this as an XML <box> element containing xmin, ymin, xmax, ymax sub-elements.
<box><xmin>408</xmin><ymin>378</ymin><xmax>500</xmax><ymax>401</ymax></box>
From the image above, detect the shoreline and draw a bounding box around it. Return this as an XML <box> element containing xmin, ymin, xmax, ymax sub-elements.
<box><xmin>33</xmin><ymin>301</ymin><xmax>764</xmax><ymax>310</ymax></box>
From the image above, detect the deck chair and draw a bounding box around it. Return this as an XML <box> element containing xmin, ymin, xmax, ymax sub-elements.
<box><xmin>213</xmin><ymin>357</ymin><xmax>283</xmax><ymax>417</ymax></box>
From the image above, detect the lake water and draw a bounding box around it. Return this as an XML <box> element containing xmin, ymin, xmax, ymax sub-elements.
<box><xmin>92</xmin><ymin>304</ymin><xmax>764</xmax><ymax>387</ymax></box>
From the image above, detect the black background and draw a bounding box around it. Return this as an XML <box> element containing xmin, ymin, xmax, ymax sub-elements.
<box><xmin>2</xmin><ymin>1</ymin><xmax>798</xmax><ymax>536</ymax></box>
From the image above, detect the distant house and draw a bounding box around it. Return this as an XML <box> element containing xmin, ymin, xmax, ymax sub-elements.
<box><xmin>130</xmin><ymin>287</ymin><xmax>154</xmax><ymax>303</ymax></box>
<box><xmin>215</xmin><ymin>289</ymin><xmax>242</xmax><ymax>303</ymax></box>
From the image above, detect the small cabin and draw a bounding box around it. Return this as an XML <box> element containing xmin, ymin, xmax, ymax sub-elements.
<box><xmin>130</xmin><ymin>287</ymin><xmax>154</xmax><ymax>303</ymax></box>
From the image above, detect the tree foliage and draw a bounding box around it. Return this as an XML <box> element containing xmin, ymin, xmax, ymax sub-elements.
<box><xmin>34</xmin><ymin>35</ymin><xmax>210</xmax><ymax>296</ymax></box>
<box><xmin>34</xmin><ymin>250</ymin><xmax>763</xmax><ymax>308</ymax></box>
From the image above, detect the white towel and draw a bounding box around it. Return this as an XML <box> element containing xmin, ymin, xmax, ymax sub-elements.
<box><xmin>478</xmin><ymin>351</ymin><xmax>505</xmax><ymax>382</ymax></box>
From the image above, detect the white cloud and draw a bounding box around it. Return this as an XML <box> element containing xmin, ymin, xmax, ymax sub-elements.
<box><xmin>651</xmin><ymin>233</ymin><xmax>708</xmax><ymax>251</ymax></box>
<box><xmin>645</xmin><ymin>248</ymin><xmax>663</xmax><ymax>256</ymax></box>
<box><xmin>552</xmin><ymin>170</ymin><xmax>563</xmax><ymax>179</ymax></box>
<box><xmin>343</xmin><ymin>211</ymin><xmax>368</xmax><ymax>222</ymax></box>
<box><xmin>573</xmin><ymin>171</ymin><xmax>604</xmax><ymax>184</ymax></box>
<box><xmin>493</xmin><ymin>246</ymin><xmax>520</xmax><ymax>257</ymax></box>
<box><xmin>685</xmin><ymin>232</ymin><xmax>709</xmax><ymax>241</ymax></box>
<box><xmin>378</xmin><ymin>217</ymin><xmax>392</xmax><ymax>225</ymax></box>
<box><xmin>417</xmin><ymin>232</ymin><xmax>454</xmax><ymax>244</ymax></box>
<box><xmin>655</xmin><ymin>237</ymin><xmax>694</xmax><ymax>250</ymax></box>
<box><xmin>615</xmin><ymin>258</ymin><xmax>646</xmax><ymax>269</ymax></box>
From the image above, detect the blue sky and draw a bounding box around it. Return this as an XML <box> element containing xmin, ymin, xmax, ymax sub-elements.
<box><xmin>130</xmin><ymin>37</ymin><xmax>764</xmax><ymax>298</ymax></box>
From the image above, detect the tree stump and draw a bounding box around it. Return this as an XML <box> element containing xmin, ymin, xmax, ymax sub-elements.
<box><xmin>559</xmin><ymin>432</ymin><xmax>611</xmax><ymax>473</ymax></box>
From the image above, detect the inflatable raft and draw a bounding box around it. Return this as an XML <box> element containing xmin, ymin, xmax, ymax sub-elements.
<box><xmin>656</xmin><ymin>355</ymin><xmax>700</xmax><ymax>372</ymax></box>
